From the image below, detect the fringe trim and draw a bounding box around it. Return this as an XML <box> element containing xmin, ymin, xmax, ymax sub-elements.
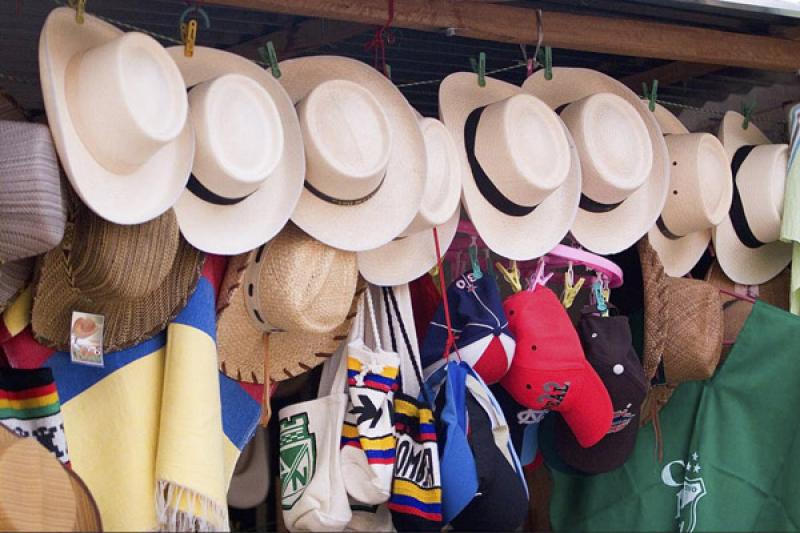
<box><xmin>155</xmin><ymin>479</ymin><xmax>229</xmax><ymax>532</ymax></box>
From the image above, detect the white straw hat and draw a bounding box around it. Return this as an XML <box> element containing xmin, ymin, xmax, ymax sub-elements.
<box><xmin>439</xmin><ymin>72</ymin><xmax>581</xmax><ymax>261</ymax></box>
<box><xmin>278</xmin><ymin>56</ymin><xmax>426</xmax><ymax>252</ymax></box>
<box><xmin>358</xmin><ymin>116</ymin><xmax>461</xmax><ymax>285</ymax></box>
<box><xmin>712</xmin><ymin>111</ymin><xmax>790</xmax><ymax>285</ymax></box>
<box><xmin>523</xmin><ymin>68</ymin><xmax>670</xmax><ymax>255</ymax></box>
<box><xmin>39</xmin><ymin>7</ymin><xmax>193</xmax><ymax>225</ymax></box>
<box><xmin>167</xmin><ymin>47</ymin><xmax>305</xmax><ymax>255</ymax></box>
<box><xmin>648</xmin><ymin>104</ymin><xmax>732</xmax><ymax>277</ymax></box>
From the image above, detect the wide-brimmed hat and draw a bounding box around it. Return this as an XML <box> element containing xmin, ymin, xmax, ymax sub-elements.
<box><xmin>713</xmin><ymin>111</ymin><xmax>791</xmax><ymax>285</ymax></box>
<box><xmin>358</xmin><ymin>116</ymin><xmax>462</xmax><ymax>285</ymax></box>
<box><xmin>639</xmin><ymin>238</ymin><xmax>722</xmax><ymax>423</ymax></box>
<box><xmin>648</xmin><ymin>105</ymin><xmax>732</xmax><ymax>276</ymax></box>
<box><xmin>39</xmin><ymin>8</ymin><xmax>193</xmax><ymax>224</ymax></box>
<box><xmin>277</xmin><ymin>56</ymin><xmax>426</xmax><ymax>252</ymax></box>
<box><xmin>0</xmin><ymin>425</ymin><xmax>102</xmax><ymax>531</ymax></box>
<box><xmin>523</xmin><ymin>68</ymin><xmax>670</xmax><ymax>255</ymax></box>
<box><xmin>167</xmin><ymin>47</ymin><xmax>305</xmax><ymax>255</ymax></box>
<box><xmin>31</xmin><ymin>200</ymin><xmax>204</xmax><ymax>352</ymax></box>
<box><xmin>216</xmin><ymin>223</ymin><xmax>362</xmax><ymax>383</ymax></box>
<box><xmin>439</xmin><ymin>73</ymin><xmax>581</xmax><ymax>260</ymax></box>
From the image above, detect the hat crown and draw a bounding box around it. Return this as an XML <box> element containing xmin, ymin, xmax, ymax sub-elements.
<box><xmin>561</xmin><ymin>93</ymin><xmax>652</xmax><ymax>204</ymax></box>
<box><xmin>298</xmin><ymin>79</ymin><xmax>392</xmax><ymax>202</ymax></box>
<box><xmin>737</xmin><ymin>144</ymin><xmax>788</xmax><ymax>243</ymax></box>
<box><xmin>65</xmin><ymin>32</ymin><xmax>188</xmax><ymax>174</ymax></box>
<box><xmin>475</xmin><ymin>94</ymin><xmax>571</xmax><ymax>207</ymax></box>
<box><xmin>189</xmin><ymin>74</ymin><xmax>285</xmax><ymax>199</ymax></box>
<box><xmin>661</xmin><ymin>133</ymin><xmax>732</xmax><ymax>236</ymax></box>
<box><xmin>70</xmin><ymin>207</ymin><xmax>179</xmax><ymax>300</ymax></box>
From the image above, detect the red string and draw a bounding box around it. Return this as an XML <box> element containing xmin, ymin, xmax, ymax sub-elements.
<box><xmin>364</xmin><ymin>0</ymin><xmax>395</xmax><ymax>76</ymax></box>
<box><xmin>433</xmin><ymin>227</ymin><xmax>460</xmax><ymax>362</ymax></box>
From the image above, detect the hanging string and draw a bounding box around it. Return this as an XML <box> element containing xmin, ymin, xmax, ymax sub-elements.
<box><xmin>433</xmin><ymin>227</ymin><xmax>461</xmax><ymax>362</ymax></box>
<box><xmin>364</xmin><ymin>0</ymin><xmax>395</xmax><ymax>77</ymax></box>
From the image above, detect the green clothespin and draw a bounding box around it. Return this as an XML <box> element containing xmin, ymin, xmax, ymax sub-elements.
<box><xmin>468</xmin><ymin>237</ymin><xmax>483</xmax><ymax>280</ymax></box>
<box><xmin>642</xmin><ymin>80</ymin><xmax>659</xmax><ymax>112</ymax></box>
<box><xmin>536</xmin><ymin>46</ymin><xmax>553</xmax><ymax>80</ymax></box>
<box><xmin>741</xmin><ymin>100</ymin><xmax>756</xmax><ymax>130</ymax></box>
<box><xmin>258</xmin><ymin>41</ymin><xmax>281</xmax><ymax>79</ymax></box>
<box><xmin>470</xmin><ymin>52</ymin><xmax>486</xmax><ymax>87</ymax></box>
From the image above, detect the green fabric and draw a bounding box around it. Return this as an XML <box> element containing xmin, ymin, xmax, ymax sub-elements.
<box><xmin>780</xmin><ymin>155</ymin><xmax>800</xmax><ymax>314</ymax></box>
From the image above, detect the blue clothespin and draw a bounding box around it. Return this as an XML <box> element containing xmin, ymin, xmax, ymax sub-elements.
<box><xmin>591</xmin><ymin>280</ymin><xmax>608</xmax><ymax>315</ymax></box>
<box><xmin>741</xmin><ymin>100</ymin><xmax>757</xmax><ymax>130</ymax></box>
<box><xmin>258</xmin><ymin>41</ymin><xmax>281</xmax><ymax>79</ymax></box>
<box><xmin>468</xmin><ymin>236</ymin><xmax>483</xmax><ymax>280</ymax></box>
<box><xmin>470</xmin><ymin>52</ymin><xmax>486</xmax><ymax>87</ymax></box>
<box><xmin>642</xmin><ymin>80</ymin><xmax>659</xmax><ymax>112</ymax></box>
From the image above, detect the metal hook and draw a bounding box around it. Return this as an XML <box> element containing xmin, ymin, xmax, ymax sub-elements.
<box><xmin>179</xmin><ymin>5</ymin><xmax>211</xmax><ymax>29</ymax></box>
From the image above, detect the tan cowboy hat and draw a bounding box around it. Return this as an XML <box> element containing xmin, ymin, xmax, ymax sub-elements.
<box><xmin>0</xmin><ymin>425</ymin><xmax>102</xmax><ymax>531</ymax></box>
<box><xmin>167</xmin><ymin>47</ymin><xmax>305</xmax><ymax>255</ymax></box>
<box><xmin>648</xmin><ymin>104</ymin><xmax>732</xmax><ymax>277</ymax></box>
<box><xmin>39</xmin><ymin>8</ymin><xmax>193</xmax><ymax>225</ymax></box>
<box><xmin>713</xmin><ymin>111</ymin><xmax>791</xmax><ymax>285</ymax></box>
<box><xmin>358</xmin><ymin>116</ymin><xmax>462</xmax><ymax>285</ymax></box>
<box><xmin>639</xmin><ymin>237</ymin><xmax>722</xmax><ymax>424</ymax></box>
<box><xmin>277</xmin><ymin>56</ymin><xmax>426</xmax><ymax>252</ymax></box>
<box><xmin>216</xmin><ymin>223</ymin><xmax>362</xmax><ymax>383</ymax></box>
<box><xmin>439</xmin><ymin>72</ymin><xmax>581</xmax><ymax>260</ymax></box>
<box><xmin>228</xmin><ymin>427</ymin><xmax>269</xmax><ymax>509</ymax></box>
<box><xmin>31</xmin><ymin>199</ymin><xmax>204</xmax><ymax>352</ymax></box>
<box><xmin>523</xmin><ymin>68</ymin><xmax>670</xmax><ymax>255</ymax></box>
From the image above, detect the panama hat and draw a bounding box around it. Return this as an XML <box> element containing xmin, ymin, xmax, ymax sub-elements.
<box><xmin>277</xmin><ymin>56</ymin><xmax>426</xmax><ymax>252</ymax></box>
<box><xmin>31</xmin><ymin>199</ymin><xmax>203</xmax><ymax>352</ymax></box>
<box><xmin>439</xmin><ymin>72</ymin><xmax>581</xmax><ymax>260</ymax></box>
<box><xmin>0</xmin><ymin>425</ymin><xmax>102</xmax><ymax>531</ymax></box>
<box><xmin>358</xmin><ymin>116</ymin><xmax>462</xmax><ymax>285</ymax></box>
<box><xmin>216</xmin><ymin>223</ymin><xmax>362</xmax><ymax>383</ymax></box>
<box><xmin>167</xmin><ymin>47</ymin><xmax>305</xmax><ymax>255</ymax></box>
<box><xmin>713</xmin><ymin>111</ymin><xmax>790</xmax><ymax>285</ymax></box>
<box><xmin>39</xmin><ymin>8</ymin><xmax>193</xmax><ymax>225</ymax></box>
<box><xmin>648</xmin><ymin>104</ymin><xmax>732</xmax><ymax>276</ymax></box>
<box><xmin>523</xmin><ymin>68</ymin><xmax>670</xmax><ymax>255</ymax></box>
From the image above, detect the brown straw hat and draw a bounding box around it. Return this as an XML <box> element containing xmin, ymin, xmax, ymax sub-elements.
<box><xmin>31</xmin><ymin>200</ymin><xmax>203</xmax><ymax>352</ymax></box>
<box><xmin>0</xmin><ymin>425</ymin><xmax>102</xmax><ymax>532</ymax></box>
<box><xmin>639</xmin><ymin>237</ymin><xmax>722</xmax><ymax>424</ymax></box>
<box><xmin>216</xmin><ymin>223</ymin><xmax>361</xmax><ymax>384</ymax></box>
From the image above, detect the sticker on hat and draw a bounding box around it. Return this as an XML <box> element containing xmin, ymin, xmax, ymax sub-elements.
<box><xmin>713</xmin><ymin>111</ymin><xmax>791</xmax><ymax>285</ymax></box>
<box><xmin>523</xmin><ymin>68</ymin><xmax>670</xmax><ymax>255</ymax></box>
<box><xmin>39</xmin><ymin>8</ymin><xmax>194</xmax><ymax>225</ymax></box>
<box><xmin>168</xmin><ymin>47</ymin><xmax>306</xmax><ymax>255</ymax></box>
<box><xmin>439</xmin><ymin>73</ymin><xmax>581</xmax><ymax>261</ymax></box>
<box><xmin>648</xmin><ymin>104</ymin><xmax>732</xmax><ymax>277</ymax></box>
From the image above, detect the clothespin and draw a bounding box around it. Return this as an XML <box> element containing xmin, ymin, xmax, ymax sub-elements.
<box><xmin>591</xmin><ymin>279</ymin><xmax>609</xmax><ymax>317</ymax></box>
<box><xmin>429</xmin><ymin>264</ymin><xmax>441</xmax><ymax>292</ymax></box>
<box><xmin>468</xmin><ymin>236</ymin><xmax>483</xmax><ymax>280</ymax></box>
<box><xmin>454</xmin><ymin>250</ymin><xmax>464</xmax><ymax>276</ymax></box>
<box><xmin>470</xmin><ymin>52</ymin><xmax>486</xmax><ymax>87</ymax></box>
<box><xmin>484</xmin><ymin>249</ymin><xmax>495</xmax><ymax>277</ymax></box>
<box><xmin>528</xmin><ymin>257</ymin><xmax>553</xmax><ymax>291</ymax></box>
<box><xmin>536</xmin><ymin>46</ymin><xmax>553</xmax><ymax>80</ymax></box>
<box><xmin>741</xmin><ymin>100</ymin><xmax>757</xmax><ymax>130</ymax></box>
<box><xmin>384</xmin><ymin>64</ymin><xmax>392</xmax><ymax>80</ymax></box>
<box><xmin>642</xmin><ymin>80</ymin><xmax>659</xmax><ymax>112</ymax></box>
<box><xmin>601</xmin><ymin>275</ymin><xmax>611</xmax><ymax>306</ymax></box>
<box><xmin>67</xmin><ymin>0</ymin><xmax>85</xmax><ymax>24</ymax></box>
<box><xmin>179</xmin><ymin>6</ymin><xmax>211</xmax><ymax>58</ymax></box>
<box><xmin>561</xmin><ymin>262</ymin><xmax>585</xmax><ymax>309</ymax></box>
<box><xmin>258</xmin><ymin>41</ymin><xmax>282</xmax><ymax>78</ymax></box>
<box><xmin>496</xmin><ymin>260</ymin><xmax>522</xmax><ymax>293</ymax></box>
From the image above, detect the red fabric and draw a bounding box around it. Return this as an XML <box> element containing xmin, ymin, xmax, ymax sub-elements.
<box><xmin>409</xmin><ymin>274</ymin><xmax>442</xmax><ymax>348</ymax></box>
<box><xmin>500</xmin><ymin>287</ymin><xmax>613</xmax><ymax>448</ymax></box>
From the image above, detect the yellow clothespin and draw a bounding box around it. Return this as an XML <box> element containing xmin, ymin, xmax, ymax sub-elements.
<box><xmin>496</xmin><ymin>260</ymin><xmax>522</xmax><ymax>293</ymax></box>
<box><xmin>561</xmin><ymin>262</ymin><xmax>585</xmax><ymax>309</ymax></box>
<box><xmin>601</xmin><ymin>276</ymin><xmax>611</xmax><ymax>307</ymax></box>
<box><xmin>181</xmin><ymin>19</ymin><xmax>197</xmax><ymax>57</ymax></box>
<box><xmin>67</xmin><ymin>0</ymin><xmax>86</xmax><ymax>24</ymax></box>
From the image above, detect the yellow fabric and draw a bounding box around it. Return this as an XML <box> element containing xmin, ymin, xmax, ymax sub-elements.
<box><xmin>2</xmin><ymin>286</ymin><xmax>31</xmax><ymax>336</ymax></box>
<box><xmin>391</xmin><ymin>479</ymin><xmax>442</xmax><ymax>503</ymax></box>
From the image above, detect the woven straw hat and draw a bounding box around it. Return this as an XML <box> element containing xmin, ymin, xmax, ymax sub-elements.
<box><xmin>0</xmin><ymin>425</ymin><xmax>102</xmax><ymax>532</ymax></box>
<box><xmin>167</xmin><ymin>47</ymin><xmax>305</xmax><ymax>255</ymax></box>
<box><xmin>277</xmin><ymin>56</ymin><xmax>426</xmax><ymax>252</ymax></box>
<box><xmin>713</xmin><ymin>111</ymin><xmax>791</xmax><ymax>285</ymax></box>
<box><xmin>439</xmin><ymin>72</ymin><xmax>581</xmax><ymax>260</ymax></box>
<box><xmin>31</xmin><ymin>200</ymin><xmax>203</xmax><ymax>352</ymax></box>
<box><xmin>639</xmin><ymin>237</ymin><xmax>722</xmax><ymax>423</ymax></box>
<box><xmin>39</xmin><ymin>8</ymin><xmax>193</xmax><ymax>224</ymax></box>
<box><xmin>523</xmin><ymin>68</ymin><xmax>670</xmax><ymax>255</ymax></box>
<box><xmin>358</xmin><ymin>116</ymin><xmax>462</xmax><ymax>285</ymax></box>
<box><xmin>648</xmin><ymin>105</ymin><xmax>732</xmax><ymax>277</ymax></box>
<box><xmin>216</xmin><ymin>223</ymin><xmax>361</xmax><ymax>383</ymax></box>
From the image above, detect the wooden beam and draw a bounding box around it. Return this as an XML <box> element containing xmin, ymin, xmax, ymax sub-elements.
<box><xmin>622</xmin><ymin>62</ymin><xmax>725</xmax><ymax>91</ymax></box>
<box><xmin>206</xmin><ymin>0</ymin><xmax>800</xmax><ymax>71</ymax></box>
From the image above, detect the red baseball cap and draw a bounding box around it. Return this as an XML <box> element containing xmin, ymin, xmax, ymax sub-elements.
<box><xmin>499</xmin><ymin>287</ymin><xmax>613</xmax><ymax>448</ymax></box>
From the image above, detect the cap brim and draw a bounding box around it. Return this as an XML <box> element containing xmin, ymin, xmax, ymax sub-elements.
<box><xmin>558</xmin><ymin>361</ymin><xmax>613</xmax><ymax>448</ymax></box>
<box><xmin>167</xmin><ymin>47</ymin><xmax>306</xmax><ymax>255</ymax></box>
<box><xmin>537</xmin><ymin>413</ymin><xmax>590</xmax><ymax>476</ymax></box>
<box><xmin>523</xmin><ymin>68</ymin><xmax>670</xmax><ymax>255</ymax></box>
<box><xmin>440</xmin><ymin>73</ymin><xmax>580</xmax><ymax>261</ymax></box>
<box><xmin>39</xmin><ymin>8</ymin><xmax>194</xmax><ymax>225</ymax></box>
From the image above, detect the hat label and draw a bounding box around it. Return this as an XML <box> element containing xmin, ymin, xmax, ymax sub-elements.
<box><xmin>607</xmin><ymin>403</ymin><xmax>635</xmax><ymax>434</ymax></box>
<box><xmin>70</xmin><ymin>311</ymin><xmax>104</xmax><ymax>367</ymax></box>
<box><xmin>536</xmin><ymin>381</ymin><xmax>570</xmax><ymax>409</ymax></box>
<box><xmin>517</xmin><ymin>408</ymin><xmax>548</xmax><ymax>425</ymax></box>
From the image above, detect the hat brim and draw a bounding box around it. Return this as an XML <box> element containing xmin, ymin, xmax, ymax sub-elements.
<box><xmin>523</xmin><ymin>68</ymin><xmax>670</xmax><ymax>255</ymax></box>
<box><xmin>357</xmin><ymin>207</ymin><xmax>460</xmax><ymax>285</ymax></box>
<box><xmin>713</xmin><ymin>111</ymin><xmax>791</xmax><ymax>285</ymax></box>
<box><xmin>167</xmin><ymin>47</ymin><xmax>306</xmax><ymax>255</ymax></box>
<box><xmin>278</xmin><ymin>56</ymin><xmax>426</xmax><ymax>252</ymax></box>
<box><xmin>39</xmin><ymin>8</ymin><xmax>193</xmax><ymax>225</ymax></box>
<box><xmin>648</xmin><ymin>227</ymin><xmax>711</xmax><ymax>278</ymax></box>
<box><xmin>228</xmin><ymin>427</ymin><xmax>269</xmax><ymax>509</ymax></box>
<box><xmin>439</xmin><ymin>73</ymin><xmax>581</xmax><ymax>261</ymax></box>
